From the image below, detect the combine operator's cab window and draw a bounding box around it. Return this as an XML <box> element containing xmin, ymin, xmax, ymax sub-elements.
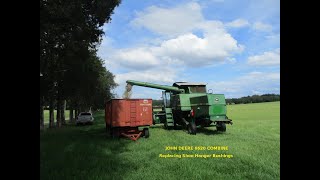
<box><xmin>189</xmin><ymin>86</ymin><xmax>206</xmax><ymax>93</ymax></box>
<box><xmin>162</xmin><ymin>91</ymin><xmax>171</xmax><ymax>107</ymax></box>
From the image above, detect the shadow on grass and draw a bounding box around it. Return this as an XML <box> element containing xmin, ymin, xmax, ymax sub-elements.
<box><xmin>149</xmin><ymin>124</ymin><xmax>163</xmax><ymax>129</ymax></box>
<box><xmin>40</xmin><ymin>114</ymin><xmax>137</xmax><ymax>180</ymax></box>
<box><xmin>149</xmin><ymin>123</ymin><xmax>225</xmax><ymax>136</ymax></box>
<box><xmin>196</xmin><ymin>127</ymin><xmax>225</xmax><ymax>135</ymax></box>
<box><xmin>150</xmin><ymin>124</ymin><xmax>186</xmax><ymax>132</ymax></box>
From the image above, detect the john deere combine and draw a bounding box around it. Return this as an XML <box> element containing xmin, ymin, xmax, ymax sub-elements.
<box><xmin>126</xmin><ymin>80</ymin><xmax>233</xmax><ymax>135</ymax></box>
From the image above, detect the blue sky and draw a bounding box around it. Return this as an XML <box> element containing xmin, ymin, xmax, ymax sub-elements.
<box><xmin>97</xmin><ymin>0</ymin><xmax>280</xmax><ymax>99</ymax></box>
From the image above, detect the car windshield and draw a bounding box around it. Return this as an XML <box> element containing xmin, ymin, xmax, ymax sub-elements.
<box><xmin>80</xmin><ymin>113</ymin><xmax>91</xmax><ymax>116</ymax></box>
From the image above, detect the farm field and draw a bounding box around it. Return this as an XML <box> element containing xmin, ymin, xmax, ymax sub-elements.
<box><xmin>40</xmin><ymin>101</ymin><xmax>280</xmax><ymax>180</ymax></box>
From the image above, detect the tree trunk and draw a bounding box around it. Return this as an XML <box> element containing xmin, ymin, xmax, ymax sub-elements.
<box><xmin>75</xmin><ymin>108</ymin><xmax>79</xmax><ymax>121</ymax></box>
<box><xmin>61</xmin><ymin>100</ymin><xmax>66</xmax><ymax>125</ymax></box>
<box><xmin>40</xmin><ymin>96</ymin><xmax>44</xmax><ymax>129</ymax></box>
<box><xmin>49</xmin><ymin>98</ymin><xmax>55</xmax><ymax>128</ymax></box>
<box><xmin>56</xmin><ymin>98</ymin><xmax>61</xmax><ymax>127</ymax></box>
<box><xmin>69</xmin><ymin>109</ymin><xmax>74</xmax><ymax>123</ymax></box>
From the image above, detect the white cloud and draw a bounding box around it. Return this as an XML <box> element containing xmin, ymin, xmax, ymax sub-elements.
<box><xmin>107</xmin><ymin>3</ymin><xmax>244</xmax><ymax>69</ymax></box>
<box><xmin>130</xmin><ymin>2</ymin><xmax>203</xmax><ymax>36</ymax></box>
<box><xmin>208</xmin><ymin>71</ymin><xmax>280</xmax><ymax>98</ymax></box>
<box><xmin>253</xmin><ymin>22</ymin><xmax>273</xmax><ymax>32</ymax></box>
<box><xmin>225</xmin><ymin>19</ymin><xmax>250</xmax><ymax>28</ymax></box>
<box><xmin>251</xmin><ymin>90</ymin><xmax>262</xmax><ymax>95</ymax></box>
<box><xmin>110</xmin><ymin>48</ymin><xmax>160</xmax><ymax>70</ymax></box>
<box><xmin>105</xmin><ymin>28</ymin><xmax>243</xmax><ymax>70</ymax></box>
<box><xmin>156</xmin><ymin>30</ymin><xmax>243</xmax><ymax>66</ymax></box>
<box><xmin>247</xmin><ymin>48</ymin><xmax>280</xmax><ymax>66</ymax></box>
<box><xmin>129</xmin><ymin>89</ymin><xmax>164</xmax><ymax>99</ymax></box>
<box><xmin>115</xmin><ymin>68</ymin><xmax>176</xmax><ymax>85</ymax></box>
<box><xmin>266</xmin><ymin>33</ymin><xmax>280</xmax><ymax>40</ymax></box>
<box><xmin>99</xmin><ymin>2</ymin><xmax>245</xmax><ymax>99</ymax></box>
<box><xmin>97</xmin><ymin>1</ymin><xmax>279</xmax><ymax>99</ymax></box>
<box><xmin>113</xmin><ymin>67</ymin><xmax>179</xmax><ymax>99</ymax></box>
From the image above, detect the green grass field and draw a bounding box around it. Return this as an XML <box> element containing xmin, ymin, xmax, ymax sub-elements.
<box><xmin>43</xmin><ymin>110</ymin><xmax>70</xmax><ymax>125</ymax></box>
<box><xmin>40</xmin><ymin>101</ymin><xmax>280</xmax><ymax>180</ymax></box>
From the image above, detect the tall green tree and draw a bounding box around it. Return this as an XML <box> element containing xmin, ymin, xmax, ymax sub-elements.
<box><xmin>40</xmin><ymin>0</ymin><xmax>121</xmax><ymax>128</ymax></box>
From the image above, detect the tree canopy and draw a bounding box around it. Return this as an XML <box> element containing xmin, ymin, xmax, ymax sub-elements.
<box><xmin>40</xmin><ymin>0</ymin><xmax>121</xmax><ymax>127</ymax></box>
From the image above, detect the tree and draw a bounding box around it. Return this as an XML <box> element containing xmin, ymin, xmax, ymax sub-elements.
<box><xmin>226</xmin><ymin>94</ymin><xmax>280</xmax><ymax>104</ymax></box>
<box><xmin>66</xmin><ymin>51</ymin><xmax>117</xmax><ymax>111</ymax></box>
<box><xmin>40</xmin><ymin>0</ymin><xmax>121</xmax><ymax>128</ymax></box>
<box><xmin>40</xmin><ymin>96</ymin><xmax>44</xmax><ymax>129</ymax></box>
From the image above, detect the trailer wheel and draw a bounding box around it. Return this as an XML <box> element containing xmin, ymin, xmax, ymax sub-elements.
<box><xmin>216</xmin><ymin>122</ymin><xmax>226</xmax><ymax>132</ymax></box>
<box><xmin>187</xmin><ymin>122</ymin><xmax>197</xmax><ymax>135</ymax></box>
<box><xmin>143</xmin><ymin>128</ymin><xmax>150</xmax><ymax>138</ymax></box>
<box><xmin>105</xmin><ymin>124</ymin><xmax>109</xmax><ymax>133</ymax></box>
<box><xmin>111</xmin><ymin>128</ymin><xmax>119</xmax><ymax>138</ymax></box>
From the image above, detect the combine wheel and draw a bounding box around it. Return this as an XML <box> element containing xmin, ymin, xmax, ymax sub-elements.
<box><xmin>216</xmin><ymin>122</ymin><xmax>226</xmax><ymax>132</ymax></box>
<box><xmin>143</xmin><ymin>128</ymin><xmax>150</xmax><ymax>138</ymax></box>
<box><xmin>187</xmin><ymin>122</ymin><xmax>197</xmax><ymax>135</ymax></box>
<box><xmin>173</xmin><ymin>121</ymin><xmax>178</xmax><ymax>130</ymax></box>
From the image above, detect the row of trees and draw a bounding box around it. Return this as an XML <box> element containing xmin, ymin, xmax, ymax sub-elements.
<box><xmin>40</xmin><ymin>0</ymin><xmax>121</xmax><ymax>129</ymax></box>
<box><xmin>226</xmin><ymin>94</ymin><xmax>280</xmax><ymax>104</ymax></box>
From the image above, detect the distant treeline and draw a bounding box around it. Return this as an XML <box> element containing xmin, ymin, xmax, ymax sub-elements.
<box><xmin>152</xmin><ymin>94</ymin><xmax>280</xmax><ymax>106</ymax></box>
<box><xmin>226</xmin><ymin>94</ymin><xmax>280</xmax><ymax>104</ymax></box>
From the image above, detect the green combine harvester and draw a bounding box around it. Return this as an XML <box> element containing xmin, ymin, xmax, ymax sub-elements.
<box><xmin>126</xmin><ymin>80</ymin><xmax>233</xmax><ymax>135</ymax></box>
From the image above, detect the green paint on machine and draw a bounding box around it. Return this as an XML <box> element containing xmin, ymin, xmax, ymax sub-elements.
<box><xmin>126</xmin><ymin>80</ymin><xmax>233</xmax><ymax>135</ymax></box>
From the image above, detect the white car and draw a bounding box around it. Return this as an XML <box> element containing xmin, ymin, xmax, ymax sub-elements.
<box><xmin>76</xmin><ymin>112</ymin><xmax>94</xmax><ymax>125</ymax></box>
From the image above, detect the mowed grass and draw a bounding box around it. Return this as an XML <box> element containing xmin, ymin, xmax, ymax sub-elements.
<box><xmin>40</xmin><ymin>101</ymin><xmax>280</xmax><ymax>180</ymax></box>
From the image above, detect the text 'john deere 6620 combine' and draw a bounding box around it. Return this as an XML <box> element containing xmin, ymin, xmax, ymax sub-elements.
<box><xmin>126</xmin><ymin>80</ymin><xmax>233</xmax><ymax>135</ymax></box>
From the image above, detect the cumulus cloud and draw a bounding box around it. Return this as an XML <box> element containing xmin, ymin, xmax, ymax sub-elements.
<box><xmin>225</xmin><ymin>19</ymin><xmax>274</xmax><ymax>33</ymax></box>
<box><xmin>112</xmin><ymin>66</ymin><xmax>181</xmax><ymax>99</ymax></box>
<box><xmin>225</xmin><ymin>19</ymin><xmax>250</xmax><ymax>28</ymax></box>
<box><xmin>106</xmin><ymin>29</ymin><xmax>243</xmax><ymax>70</ymax></box>
<box><xmin>155</xmin><ymin>30</ymin><xmax>243</xmax><ymax>66</ymax></box>
<box><xmin>107</xmin><ymin>3</ymin><xmax>244</xmax><ymax>70</ymax></box>
<box><xmin>208</xmin><ymin>71</ymin><xmax>280</xmax><ymax>98</ymax></box>
<box><xmin>247</xmin><ymin>48</ymin><xmax>280</xmax><ymax>66</ymax></box>
<box><xmin>95</xmin><ymin>1</ymin><xmax>280</xmax><ymax>99</ymax></box>
<box><xmin>130</xmin><ymin>2</ymin><xmax>203</xmax><ymax>36</ymax></box>
<box><xmin>110</xmin><ymin>48</ymin><xmax>160</xmax><ymax>70</ymax></box>
<box><xmin>115</xmin><ymin>68</ymin><xmax>177</xmax><ymax>85</ymax></box>
<box><xmin>253</xmin><ymin>22</ymin><xmax>273</xmax><ymax>32</ymax></box>
<box><xmin>266</xmin><ymin>33</ymin><xmax>280</xmax><ymax>40</ymax></box>
<box><xmin>98</xmin><ymin>2</ymin><xmax>280</xmax><ymax>99</ymax></box>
